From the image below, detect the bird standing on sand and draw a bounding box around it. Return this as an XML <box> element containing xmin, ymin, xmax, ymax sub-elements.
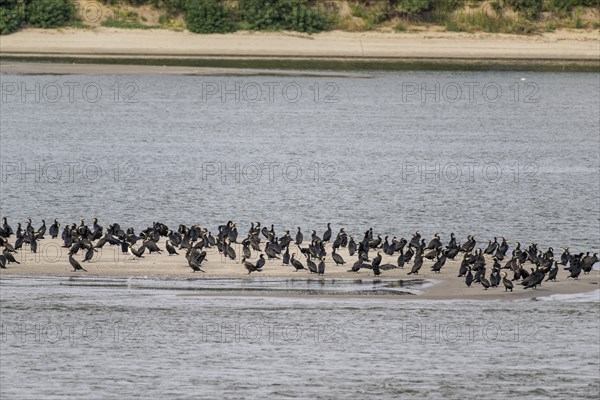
<box><xmin>501</xmin><ymin>272</ymin><xmax>513</xmax><ymax>292</ymax></box>
<box><xmin>69</xmin><ymin>253</ymin><xmax>87</xmax><ymax>272</ymax></box>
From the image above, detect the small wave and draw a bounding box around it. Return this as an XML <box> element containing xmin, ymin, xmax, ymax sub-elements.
<box><xmin>533</xmin><ymin>289</ymin><xmax>600</xmax><ymax>303</ymax></box>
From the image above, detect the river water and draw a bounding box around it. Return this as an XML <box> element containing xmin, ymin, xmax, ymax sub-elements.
<box><xmin>0</xmin><ymin>276</ymin><xmax>599</xmax><ymax>399</ymax></box>
<box><xmin>0</xmin><ymin>72</ymin><xmax>598</xmax><ymax>252</ymax></box>
<box><xmin>0</xmin><ymin>71</ymin><xmax>599</xmax><ymax>399</ymax></box>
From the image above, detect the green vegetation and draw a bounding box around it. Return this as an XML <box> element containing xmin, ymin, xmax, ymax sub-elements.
<box><xmin>1</xmin><ymin>0</ymin><xmax>75</xmax><ymax>34</ymax></box>
<box><xmin>1</xmin><ymin>0</ymin><xmax>598</xmax><ymax>34</ymax></box>
<box><xmin>239</xmin><ymin>0</ymin><xmax>330</xmax><ymax>33</ymax></box>
<box><xmin>184</xmin><ymin>0</ymin><xmax>234</xmax><ymax>33</ymax></box>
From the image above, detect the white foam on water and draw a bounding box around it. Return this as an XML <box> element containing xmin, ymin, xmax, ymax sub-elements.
<box><xmin>534</xmin><ymin>289</ymin><xmax>600</xmax><ymax>302</ymax></box>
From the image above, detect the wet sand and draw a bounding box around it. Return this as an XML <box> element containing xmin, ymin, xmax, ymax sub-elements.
<box><xmin>1</xmin><ymin>237</ymin><xmax>597</xmax><ymax>300</ymax></box>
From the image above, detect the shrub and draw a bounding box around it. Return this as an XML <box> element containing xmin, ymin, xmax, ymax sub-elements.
<box><xmin>504</xmin><ymin>0</ymin><xmax>542</xmax><ymax>19</ymax></box>
<box><xmin>184</xmin><ymin>0</ymin><xmax>235</xmax><ymax>33</ymax></box>
<box><xmin>0</xmin><ymin>1</ymin><xmax>24</xmax><ymax>35</ymax></box>
<box><xmin>240</xmin><ymin>0</ymin><xmax>330</xmax><ymax>33</ymax></box>
<box><xmin>25</xmin><ymin>0</ymin><xmax>74</xmax><ymax>28</ymax></box>
<box><xmin>394</xmin><ymin>0</ymin><xmax>433</xmax><ymax>16</ymax></box>
<box><xmin>394</xmin><ymin>21</ymin><xmax>407</xmax><ymax>31</ymax></box>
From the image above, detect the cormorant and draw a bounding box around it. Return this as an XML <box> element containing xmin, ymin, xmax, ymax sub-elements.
<box><xmin>83</xmin><ymin>247</ymin><xmax>96</xmax><ymax>262</ymax></box>
<box><xmin>331</xmin><ymin>248</ymin><xmax>345</xmax><ymax>266</ymax></box>
<box><xmin>166</xmin><ymin>240</ymin><xmax>179</xmax><ymax>255</ymax></box>
<box><xmin>290</xmin><ymin>254</ymin><xmax>305</xmax><ymax>272</ymax></box>
<box><xmin>3</xmin><ymin>248</ymin><xmax>19</xmax><ymax>264</ymax></box>
<box><xmin>307</xmin><ymin>256</ymin><xmax>318</xmax><ymax>274</ymax></box>
<box><xmin>465</xmin><ymin>268</ymin><xmax>473</xmax><ymax>287</ymax></box>
<box><xmin>282</xmin><ymin>246</ymin><xmax>290</xmax><ymax>265</ymax></box>
<box><xmin>407</xmin><ymin>254</ymin><xmax>423</xmax><ymax>275</ymax></box>
<box><xmin>484</xmin><ymin>237</ymin><xmax>498</xmax><ymax>254</ymax></box>
<box><xmin>69</xmin><ymin>253</ymin><xmax>87</xmax><ymax>272</ymax></box>
<box><xmin>242</xmin><ymin>257</ymin><xmax>261</xmax><ymax>274</ymax></box>
<box><xmin>480</xmin><ymin>276</ymin><xmax>491</xmax><ymax>290</ymax></box>
<box><xmin>323</xmin><ymin>223</ymin><xmax>332</xmax><ymax>242</ymax></box>
<box><xmin>317</xmin><ymin>258</ymin><xmax>325</xmax><ymax>275</ymax></box>
<box><xmin>501</xmin><ymin>272</ymin><xmax>513</xmax><ymax>292</ymax></box>
<box><xmin>546</xmin><ymin>261</ymin><xmax>559</xmax><ymax>282</ymax></box>
<box><xmin>348</xmin><ymin>237</ymin><xmax>357</xmax><ymax>256</ymax></box>
<box><xmin>426</xmin><ymin>233</ymin><xmax>441</xmax><ymax>250</ymax></box>
<box><xmin>372</xmin><ymin>252</ymin><xmax>382</xmax><ymax>268</ymax></box>
<box><xmin>295</xmin><ymin>227</ymin><xmax>303</xmax><ymax>245</ymax></box>
<box><xmin>255</xmin><ymin>254</ymin><xmax>266</xmax><ymax>270</ymax></box>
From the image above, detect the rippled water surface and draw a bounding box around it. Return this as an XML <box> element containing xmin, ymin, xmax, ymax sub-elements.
<box><xmin>1</xmin><ymin>71</ymin><xmax>599</xmax><ymax>399</ymax></box>
<box><xmin>0</xmin><ymin>72</ymin><xmax>599</xmax><ymax>251</ymax></box>
<box><xmin>1</xmin><ymin>277</ymin><xmax>599</xmax><ymax>399</ymax></box>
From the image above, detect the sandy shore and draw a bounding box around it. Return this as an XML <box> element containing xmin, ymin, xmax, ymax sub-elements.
<box><xmin>1</xmin><ymin>27</ymin><xmax>598</xmax><ymax>61</ymax></box>
<box><xmin>1</xmin><ymin>237</ymin><xmax>598</xmax><ymax>300</ymax></box>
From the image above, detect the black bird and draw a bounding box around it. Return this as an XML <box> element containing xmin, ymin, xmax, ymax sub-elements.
<box><xmin>265</xmin><ymin>245</ymin><xmax>280</xmax><ymax>261</ymax></box>
<box><xmin>290</xmin><ymin>254</ymin><xmax>305</xmax><ymax>272</ymax></box>
<box><xmin>426</xmin><ymin>233</ymin><xmax>441</xmax><ymax>250</ymax></box>
<box><xmin>407</xmin><ymin>254</ymin><xmax>423</xmax><ymax>275</ymax></box>
<box><xmin>166</xmin><ymin>240</ymin><xmax>179</xmax><ymax>255</ymax></box>
<box><xmin>127</xmin><ymin>243</ymin><xmax>146</xmax><ymax>258</ymax></box>
<box><xmin>348</xmin><ymin>237</ymin><xmax>357</xmax><ymax>256</ymax></box>
<box><xmin>331</xmin><ymin>248</ymin><xmax>345</xmax><ymax>266</ymax></box>
<box><xmin>317</xmin><ymin>258</ymin><xmax>325</xmax><ymax>275</ymax></box>
<box><xmin>546</xmin><ymin>261</ymin><xmax>559</xmax><ymax>282</ymax></box>
<box><xmin>83</xmin><ymin>247</ymin><xmax>96</xmax><ymax>262</ymax></box>
<box><xmin>242</xmin><ymin>257</ymin><xmax>261</xmax><ymax>274</ymax></box>
<box><xmin>3</xmin><ymin>249</ymin><xmax>19</xmax><ymax>264</ymax></box>
<box><xmin>145</xmin><ymin>240</ymin><xmax>162</xmax><ymax>254</ymax></box>
<box><xmin>372</xmin><ymin>252</ymin><xmax>382</xmax><ymax>268</ymax></box>
<box><xmin>69</xmin><ymin>253</ymin><xmax>87</xmax><ymax>272</ymax></box>
<box><xmin>348</xmin><ymin>259</ymin><xmax>363</xmax><ymax>272</ymax></box>
<box><xmin>282</xmin><ymin>246</ymin><xmax>290</xmax><ymax>265</ymax></box>
<box><xmin>306</xmin><ymin>256</ymin><xmax>318</xmax><ymax>274</ymax></box>
<box><xmin>582</xmin><ymin>253</ymin><xmax>598</xmax><ymax>274</ymax></box>
<box><xmin>188</xmin><ymin>258</ymin><xmax>205</xmax><ymax>273</ymax></box>
<box><xmin>1</xmin><ymin>217</ymin><xmax>13</xmax><ymax>237</ymax></box>
<box><xmin>430</xmin><ymin>252</ymin><xmax>447</xmax><ymax>273</ymax></box>
<box><xmin>0</xmin><ymin>254</ymin><xmax>6</xmax><ymax>269</ymax></box>
<box><xmin>501</xmin><ymin>272</ymin><xmax>513</xmax><ymax>292</ymax></box>
<box><xmin>256</xmin><ymin>254</ymin><xmax>266</xmax><ymax>270</ymax></box>
<box><xmin>295</xmin><ymin>227</ymin><xmax>303</xmax><ymax>245</ymax></box>
<box><xmin>396</xmin><ymin>250</ymin><xmax>405</xmax><ymax>268</ymax></box>
<box><xmin>322</xmin><ymin>223</ymin><xmax>332</xmax><ymax>242</ymax></box>
<box><xmin>567</xmin><ymin>261</ymin><xmax>582</xmax><ymax>280</ymax></box>
<box><xmin>480</xmin><ymin>276</ymin><xmax>491</xmax><ymax>290</ymax></box>
<box><xmin>484</xmin><ymin>237</ymin><xmax>498</xmax><ymax>255</ymax></box>
<box><xmin>465</xmin><ymin>268</ymin><xmax>474</xmax><ymax>287</ymax></box>
<box><xmin>559</xmin><ymin>247</ymin><xmax>571</xmax><ymax>266</ymax></box>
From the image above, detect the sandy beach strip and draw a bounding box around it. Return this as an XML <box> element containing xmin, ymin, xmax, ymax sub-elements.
<box><xmin>1</xmin><ymin>237</ymin><xmax>598</xmax><ymax>301</ymax></box>
<box><xmin>1</xmin><ymin>28</ymin><xmax>599</xmax><ymax>73</ymax></box>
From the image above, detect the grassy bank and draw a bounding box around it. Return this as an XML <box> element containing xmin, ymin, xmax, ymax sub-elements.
<box><xmin>1</xmin><ymin>0</ymin><xmax>599</xmax><ymax>35</ymax></box>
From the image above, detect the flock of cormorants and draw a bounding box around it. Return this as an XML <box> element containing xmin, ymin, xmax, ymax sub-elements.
<box><xmin>0</xmin><ymin>217</ymin><xmax>598</xmax><ymax>291</ymax></box>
